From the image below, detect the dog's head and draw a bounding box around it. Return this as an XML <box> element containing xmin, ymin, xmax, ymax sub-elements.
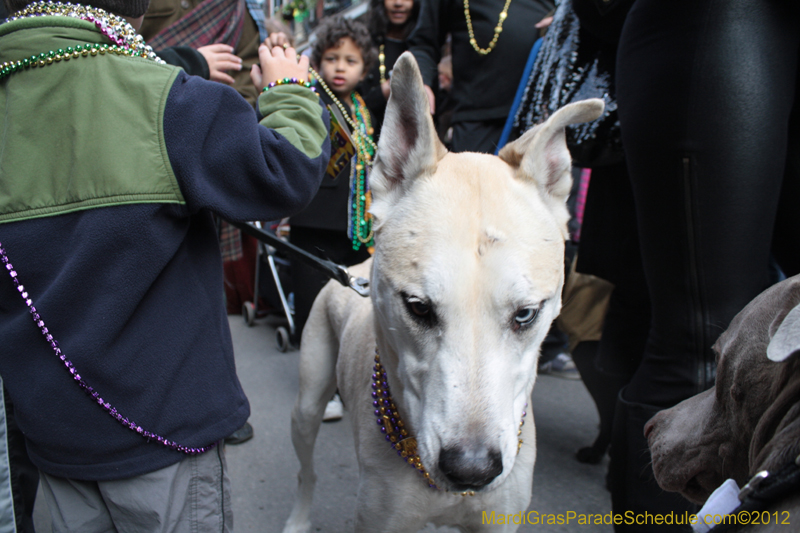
<box><xmin>646</xmin><ymin>275</ymin><xmax>800</xmax><ymax>505</ymax></box>
<box><xmin>367</xmin><ymin>52</ymin><xmax>603</xmax><ymax>493</ymax></box>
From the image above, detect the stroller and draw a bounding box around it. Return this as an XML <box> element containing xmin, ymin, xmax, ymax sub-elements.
<box><xmin>234</xmin><ymin>220</ymin><xmax>369</xmax><ymax>353</ymax></box>
<box><xmin>241</xmin><ymin>220</ymin><xmax>296</xmax><ymax>352</ymax></box>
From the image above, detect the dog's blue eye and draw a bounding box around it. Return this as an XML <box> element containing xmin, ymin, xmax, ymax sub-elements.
<box><xmin>514</xmin><ymin>307</ymin><xmax>538</xmax><ymax>328</ymax></box>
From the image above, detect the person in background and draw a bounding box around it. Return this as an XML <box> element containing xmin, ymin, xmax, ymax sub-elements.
<box><xmin>140</xmin><ymin>0</ymin><xmax>267</xmax><ymax>106</ymax></box>
<box><xmin>0</xmin><ymin>0</ymin><xmax>329</xmax><ymax>528</ymax></box>
<box><xmin>434</xmin><ymin>53</ymin><xmax>454</xmax><ymax>148</ymax></box>
<box><xmin>607</xmin><ymin>1</ymin><xmax>800</xmax><ymax>530</ymax></box>
<box><xmin>409</xmin><ymin>0</ymin><xmax>553</xmax><ymax>153</ymax></box>
<box><xmin>269</xmin><ymin>16</ymin><xmax>377</xmax><ymax>421</ymax></box>
<box><xmin>360</xmin><ymin>0</ymin><xmax>419</xmax><ymax>137</ymax></box>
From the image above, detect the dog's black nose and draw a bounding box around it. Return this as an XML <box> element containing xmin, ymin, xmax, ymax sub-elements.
<box><xmin>438</xmin><ymin>445</ymin><xmax>503</xmax><ymax>490</ymax></box>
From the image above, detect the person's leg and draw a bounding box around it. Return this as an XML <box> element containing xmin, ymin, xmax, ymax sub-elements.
<box><xmin>571</xmin><ymin>161</ymin><xmax>649</xmax><ymax>464</ymax></box>
<box><xmin>4</xmin><ymin>387</ymin><xmax>39</xmax><ymax>533</ymax></box>
<box><xmin>41</xmin><ymin>444</ymin><xmax>231</xmax><ymax>533</ymax></box>
<box><xmin>289</xmin><ymin>228</ymin><xmax>339</xmax><ymax>346</ymax></box>
<box><xmin>772</xmin><ymin>76</ymin><xmax>800</xmax><ymax>276</ymax></box>
<box><xmin>290</xmin><ymin>228</ymin><xmax>370</xmax><ymax>346</ymax></box>
<box><xmin>618</xmin><ymin>0</ymin><xmax>800</xmax><ymax>407</ymax></box>
<box><xmin>0</xmin><ymin>379</ymin><xmax>19</xmax><ymax>533</ymax></box>
<box><xmin>39</xmin><ymin>475</ymin><xmax>116</xmax><ymax>533</ymax></box>
<box><xmin>613</xmin><ymin>0</ymin><xmax>800</xmax><ymax>528</ymax></box>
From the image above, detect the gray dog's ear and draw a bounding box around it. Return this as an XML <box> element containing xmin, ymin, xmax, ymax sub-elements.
<box><xmin>499</xmin><ymin>99</ymin><xmax>604</xmax><ymax>238</ymax></box>
<box><xmin>370</xmin><ymin>52</ymin><xmax>447</xmax><ymax>225</ymax></box>
<box><xmin>768</xmin><ymin>303</ymin><xmax>800</xmax><ymax>362</ymax></box>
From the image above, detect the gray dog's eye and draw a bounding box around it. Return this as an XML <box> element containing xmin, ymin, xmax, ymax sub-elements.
<box><xmin>513</xmin><ymin>307</ymin><xmax>538</xmax><ymax>330</ymax></box>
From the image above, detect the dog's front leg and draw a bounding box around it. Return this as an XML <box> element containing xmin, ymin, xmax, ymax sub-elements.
<box><xmin>282</xmin><ymin>302</ymin><xmax>341</xmax><ymax>533</ymax></box>
<box><xmin>352</xmin><ymin>472</ymin><xmax>432</xmax><ymax>533</ymax></box>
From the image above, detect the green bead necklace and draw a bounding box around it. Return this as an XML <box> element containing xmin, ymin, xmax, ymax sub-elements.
<box><xmin>1</xmin><ymin>1</ymin><xmax>164</xmax><ymax>82</ymax></box>
<box><xmin>307</xmin><ymin>66</ymin><xmax>377</xmax><ymax>252</ymax></box>
<box><xmin>2</xmin><ymin>43</ymin><xmax>148</xmax><ymax>81</ymax></box>
<box><xmin>349</xmin><ymin>92</ymin><xmax>375</xmax><ymax>251</ymax></box>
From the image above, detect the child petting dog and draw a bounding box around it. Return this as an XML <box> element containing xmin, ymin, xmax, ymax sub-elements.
<box><xmin>0</xmin><ymin>0</ymin><xmax>329</xmax><ymax>528</ymax></box>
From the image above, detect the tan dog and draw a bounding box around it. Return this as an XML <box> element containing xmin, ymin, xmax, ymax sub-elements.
<box><xmin>646</xmin><ymin>275</ymin><xmax>800</xmax><ymax>531</ymax></box>
<box><xmin>282</xmin><ymin>53</ymin><xmax>603</xmax><ymax>533</ymax></box>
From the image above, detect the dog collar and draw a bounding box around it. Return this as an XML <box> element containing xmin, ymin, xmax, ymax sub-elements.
<box><xmin>371</xmin><ymin>349</ymin><xmax>527</xmax><ymax>497</ymax></box>
<box><xmin>709</xmin><ymin>456</ymin><xmax>800</xmax><ymax>532</ymax></box>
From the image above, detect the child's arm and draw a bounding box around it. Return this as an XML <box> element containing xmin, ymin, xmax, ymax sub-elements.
<box><xmin>249</xmin><ymin>44</ymin><xmax>321</xmax><ymax>157</ymax></box>
<box><xmin>161</xmin><ymin>48</ymin><xmax>330</xmax><ymax>223</ymax></box>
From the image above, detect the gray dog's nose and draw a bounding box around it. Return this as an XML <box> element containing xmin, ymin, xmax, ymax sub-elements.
<box><xmin>438</xmin><ymin>446</ymin><xmax>503</xmax><ymax>490</ymax></box>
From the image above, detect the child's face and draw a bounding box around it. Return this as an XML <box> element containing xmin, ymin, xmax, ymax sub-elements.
<box><xmin>320</xmin><ymin>37</ymin><xmax>366</xmax><ymax>102</ymax></box>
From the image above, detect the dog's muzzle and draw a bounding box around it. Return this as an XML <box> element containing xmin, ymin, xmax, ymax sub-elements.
<box><xmin>438</xmin><ymin>445</ymin><xmax>503</xmax><ymax>491</ymax></box>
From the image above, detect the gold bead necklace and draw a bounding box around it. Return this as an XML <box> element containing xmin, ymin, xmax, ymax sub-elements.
<box><xmin>463</xmin><ymin>0</ymin><xmax>513</xmax><ymax>56</ymax></box>
<box><xmin>379</xmin><ymin>44</ymin><xmax>387</xmax><ymax>84</ymax></box>
<box><xmin>308</xmin><ymin>66</ymin><xmax>378</xmax><ymax>159</ymax></box>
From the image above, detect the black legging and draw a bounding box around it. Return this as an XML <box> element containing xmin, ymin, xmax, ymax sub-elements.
<box><xmin>289</xmin><ymin>227</ymin><xmax>371</xmax><ymax>344</ymax></box>
<box><xmin>616</xmin><ymin>0</ymin><xmax>800</xmax><ymax>408</ymax></box>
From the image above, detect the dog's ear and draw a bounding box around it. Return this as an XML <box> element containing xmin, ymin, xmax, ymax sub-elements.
<box><xmin>498</xmin><ymin>99</ymin><xmax>604</xmax><ymax>238</ymax></box>
<box><xmin>370</xmin><ymin>52</ymin><xmax>447</xmax><ymax>225</ymax></box>
<box><xmin>768</xmin><ymin>302</ymin><xmax>800</xmax><ymax>363</ymax></box>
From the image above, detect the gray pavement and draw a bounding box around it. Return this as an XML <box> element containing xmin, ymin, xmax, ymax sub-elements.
<box><xmin>34</xmin><ymin>315</ymin><xmax>613</xmax><ymax>532</ymax></box>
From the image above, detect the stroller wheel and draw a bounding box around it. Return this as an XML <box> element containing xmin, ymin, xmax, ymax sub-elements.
<box><xmin>242</xmin><ymin>301</ymin><xmax>256</xmax><ymax>327</ymax></box>
<box><xmin>276</xmin><ymin>326</ymin><xmax>291</xmax><ymax>352</ymax></box>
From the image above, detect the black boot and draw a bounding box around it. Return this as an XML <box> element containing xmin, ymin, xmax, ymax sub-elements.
<box><xmin>608</xmin><ymin>390</ymin><xmax>697</xmax><ymax>532</ymax></box>
<box><xmin>572</xmin><ymin>341</ymin><xmax>628</xmax><ymax>464</ymax></box>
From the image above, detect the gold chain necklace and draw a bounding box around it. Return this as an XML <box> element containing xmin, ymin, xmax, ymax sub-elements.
<box><xmin>379</xmin><ymin>44</ymin><xmax>387</xmax><ymax>84</ymax></box>
<box><xmin>463</xmin><ymin>0</ymin><xmax>513</xmax><ymax>56</ymax></box>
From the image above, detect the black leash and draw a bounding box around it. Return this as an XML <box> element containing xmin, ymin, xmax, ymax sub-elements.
<box><xmin>228</xmin><ymin>221</ymin><xmax>370</xmax><ymax>298</ymax></box>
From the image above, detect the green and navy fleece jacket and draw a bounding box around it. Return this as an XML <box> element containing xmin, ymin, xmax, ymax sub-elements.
<box><xmin>0</xmin><ymin>16</ymin><xmax>329</xmax><ymax>481</ymax></box>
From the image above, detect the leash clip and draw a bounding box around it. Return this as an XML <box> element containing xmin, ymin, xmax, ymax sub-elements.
<box><xmin>738</xmin><ymin>470</ymin><xmax>769</xmax><ymax>501</ymax></box>
<box><xmin>347</xmin><ymin>275</ymin><xmax>370</xmax><ymax>297</ymax></box>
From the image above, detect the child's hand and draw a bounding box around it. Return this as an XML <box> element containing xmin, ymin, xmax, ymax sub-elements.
<box><xmin>197</xmin><ymin>44</ymin><xmax>242</xmax><ymax>85</ymax></box>
<box><xmin>250</xmin><ymin>44</ymin><xmax>310</xmax><ymax>92</ymax></box>
<box><xmin>264</xmin><ymin>32</ymin><xmax>291</xmax><ymax>49</ymax></box>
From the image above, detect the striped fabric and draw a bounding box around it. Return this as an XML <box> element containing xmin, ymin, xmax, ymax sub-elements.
<box><xmin>219</xmin><ymin>220</ymin><xmax>244</xmax><ymax>263</ymax></box>
<box><xmin>148</xmin><ymin>0</ymin><xmax>246</xmax><ymax>50</ymax></box>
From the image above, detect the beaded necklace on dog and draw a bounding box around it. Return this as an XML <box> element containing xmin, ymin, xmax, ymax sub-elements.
<box><xmin>0</xmin><ymin>242</ymin><xmax>215</xmax><ymax>455</ymax></box>
<box><xmin>371</xmin><ymin>349</ymin><xmax>527</xmax><ymax>496</ymax></box>
<box><xmin>1</xmin><ymin>1</ymin><xmax>164</xmax><ymax>80</ymax></box>
<box><xmin>308</xmin><ymin>67</ymin><xmax>377</xmax><ymax>252</ymax></box>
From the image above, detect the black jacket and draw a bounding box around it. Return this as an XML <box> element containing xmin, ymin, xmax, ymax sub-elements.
<box><xmin>409</xmin><ymin>0</ymin><xmax>554</xmax><ymax>123</ymax></box>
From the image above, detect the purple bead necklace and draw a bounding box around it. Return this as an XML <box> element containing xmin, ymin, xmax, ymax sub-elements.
<box><xmin>372</xmin><ymin>349</ymin><xmax>527</xmax><ymax>497</ymax></box>
<box><xmin>0</xmin><ymin>241</ymin><xmax>215</xmax><ymax>455</ymax></box>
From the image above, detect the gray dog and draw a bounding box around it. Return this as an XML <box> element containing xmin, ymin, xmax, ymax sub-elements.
<box><xmin>646</xmin><ymin>274</ymin><xmax>800</xmax><ymax>532</ymax></box>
